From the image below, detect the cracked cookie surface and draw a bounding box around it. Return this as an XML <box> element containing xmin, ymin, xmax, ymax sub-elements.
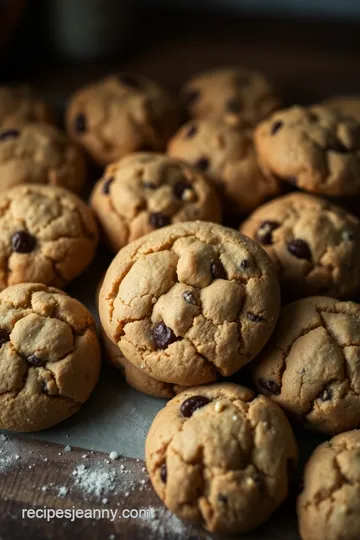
<box><xmin>253</xmin><ymin>296</ymin><xmax>360</xmax><ymax>435</ymax></box>
<box><xmin>145</xmin><ymin>382</ymin><xmax>297</xmax><ymax>534</ymax></box>
<box><xmin>0</xmin><ymin>282</ymin><xmax>100</xmax><ymax>432</ymax></box>
<box><xmin>241</xmin><ymin>192</ymin><xmax>360</xmax><ymax>299</ymax></box>
<box><xmin>0</xmin><ymin>184</ymin><xmax>98</xmax><ymax>290</ymax></box>
<box><xmin>66</xmin><ymin>74</ymin><xmax>180</xmax><ymax>166</ymax></box>
<box><xmin>254</xmin><ymin>105</ymin><xmax>360</xmax><ymax>196</ymax></box>
<box><xmin>181</xmin><ymin>67</ymin><xmax>280</xmax><ymax>126</ymax></box>
<box><xmin>90</xmin><ymin>152</ymin><xmax>222</xmax><ymax>252</ymax></box>
<box><xmin>0</xmin><ymin>86</ymin><xmax>53</xmax><ymax>129</ymax></box>
<box><xmin>99</xmin><ymin>221</ymin><xmax>280</xmax><ymax>386</ymax></box>
<box><xmin>168</xmin><ymin>119</ymin><xmax>281</xmax><ymax>215</ymax></box>
<box><xmin>297</xmin><ymin>429</ymin><xmax>360</xmax><ymax>540</ymax></box>
<box><xmin>0</xmin><ymin>123</ymin><xmax>86</xmax><ymax>194</ymax></box>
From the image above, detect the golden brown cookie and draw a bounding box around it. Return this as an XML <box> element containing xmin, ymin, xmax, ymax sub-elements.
<box><xmin>298</xmin><ymin>430</ymin><xmax>360</xmax><ymax>540</ymax></box>
<box><xmin>0</xmin><ymin>86</ymin><xmax>53</xmax><ymax>129</ymax></box>
<box><xmin>0</xmin><ymin>184</ymin><xmax>98</xmax><ymax>290</ymax></box>
<box><xmin>0</xmin><ymin>283</ymin><xmax>100</xmax><ymax>432</ymax></box>
<box><xmin>168</xmin><ymin>119</ymin><xmax>281</xmax><ymax>215</ymax></box>
<box><xmin>146</xmin><ymin>383</ymin><xmax>297</xmax><ymax>534</ymax></box>
<box><xmin>241</xmin><ymin>192</ymin><xmax>360</xmax><ymax>299</ymax></box>
<box><xmin>253</xmin><ymin>296</ymin><xmax>360</xmax><ymax>435</ymax></box>
<box><xmin>90</xmin><ymin>152</ymin><xmax>222</xmax><ymax>252</ymax></box>
<box><xmin>99</xmin><ymin>221</ymin><xmax>280</xmax><ymax>386</ymax></box>
<box><xmin>66</xmin><ymin>74</ymin><xmax>180</xmax><ymax>166</ymax></box>
<box><xmin>254</xmin><ymin>105</ymin><xmax>360</xmax><ymax>196</ymax></box>
<box><xmin>321</xmin><ymin>95</ymin><xmax>360</xmax><ymax>122</ymax></box>
<box><xmin>0</xmin><ymin>123</ymin><xmax>86</xmax><ymax>194</ymax></box>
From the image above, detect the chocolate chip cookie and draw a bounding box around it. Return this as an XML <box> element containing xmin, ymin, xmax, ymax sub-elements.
<box><xmin>0</xmin><ymin>86</ymin><xmax>53</xmax><ymax>129</ymax></box>
<box><xmin>0</xmin><ymin>123</ymin><xmax>86</xmax><ymax>194</ymax></box>
<box><xmin>90</xmin><ymin>152</ymin><xmax>222</xmax><ymax>252</ymax></box>
<box><xmin>322</xmin><ymin>95</ymin><xmax>360</xmax><ymax>122</ymax></box>
<box><xmin>181</xmin><ymin>67</ymin><xmax>280</xmax><ymax>126</ymax></box>
<box><xmin>99</xmin><ymin>221</ymin><xmax>280</xmax><ymax>386</ymax></box>
<box><xmin>254</xmin><ymin>296</ymin><xmax>360</xmax><ymax>435</ymax></box>
<box><xmin>241</xmin><ymin>192</ymin><xmax>360</xmax><ymax>299</ymax></box>
<box><xmin>0</xmin><ymin>282</ymin><xmax>100</xmax><ymax>432</ymax></box>
<box><xmin>146</xmin><ymin>383</ymin><xmax>297</xmax><ymax>534</ymax></box>
<box><xmin>168</xmin><ymin>119</ymin><xmax>281</xmax><ymax>215</ymax></box>
<box><xmin>0</xmin><ymin>184</ymin><xmax>98</xmax><ymax>290</ymax></box>
<box><xmin>66</xmin><ymin>74</ymin><xmax>180</xmax><ymax>166</ymax></box>
<box><xmin>298</xmin><ymin>429</ymin><xmax>360</xmax><ymax>540</ymax></box>
<box><xmin>255</xmin><ymin>105</ymin><xmax>360</xmax><ymax>196</ymax></box>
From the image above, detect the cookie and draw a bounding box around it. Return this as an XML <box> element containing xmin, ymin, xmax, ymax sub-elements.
<box><xmin>0</xmin><ymin>123</ymin><xmax>86</xmax><ymax>194</ymax></box>
<box><xmin>253</xmin><ymin>296</ymin><xmax>360</xmax><ymax>435</ymax></box>
<box><xmin>181</xmin><ymin>67</ymin><xmax>280</xmax><ymax>125</ymax></box>
<box><xmin>168</xmin><ymin>119</ymin><xmax>281</xmax><ymax>215</ymax></box>
<box><xmin>66</xmin><ymin>74</ymin><xmax>180</xmax><ymax>166</ymax></box>
<box><xmin>298</xmin><ymin>430</ymin><xmax>360</xmax><ymax>540</ymax></box>
<box><xmin>99</xmin><ymin>221</ymin><xmax>280</xmax><ymax>386</ymax></box>
<box><xmin>241</xmin><ymin>192</ymin><xmax>360</xmax><ymax>299</ymax></box>
<box><xmin>0</xmin><ymin>86</ymin><xmax>53</xmax><ymax>129</ymax></box>
<box><xmin>0</xmin><ymin>184</ymin><xmax>98</xmax><ymax>290</ymax></box>
<box><xmin>145</xmin><ymin>382</ymin><xmax>297</xmax><ymax>534</ymax></box>
<box><xmin>90</xmin><ymin>152</ymin><xmax>222</xmax><ymax>252</ymax></box>
<box><xmin>254</xmin><ymin>105</ymin><xmax>360</xmax><ymax>196</ymax></box>
<box><xmin>0</xmin><ymin>282</ymin><xmax>100</xmax><ymax>432</ymax></box>
<box><xmin>322</xmin><ymin>95</ymin><xmax>360</xmax><ymax>122</ymax></box>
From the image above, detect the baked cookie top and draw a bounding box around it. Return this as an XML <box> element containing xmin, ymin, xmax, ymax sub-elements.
<box><xmin>90</xmin><ymin>152</ymin><xmax>221</xmax><ymax>252</ymax></box>
<box><xmin>253</xmin><ymin>296</ymin><xmax>360</xmax><ymax>435</ymax></box>
<box><xmin>0</xmin><ymin>86</ymin><xmax>53</xmax><ymax>129</ymax></box>
<box><xmin>99</xmin><ymin>221</ymin><xmax>280</xmax><ymax>386</ymax></box>
<box><xmin>66</xmin><ymin>74</ymin><xmax>180</xmax><ymax>165</ymax></box>
<box><xmin>146</xmin><ymin>383</ymin><xmax>297</xmax><ymax>534</ymax></box>
<box><xmin>254</xmin><ymin>105</ymin><xmax>360</xmax><ymax>196</ymax></box>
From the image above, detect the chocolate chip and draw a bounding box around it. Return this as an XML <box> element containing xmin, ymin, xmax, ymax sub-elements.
<box><xmin>319</xmin><ymin>388</ymin><xmax>332</xmax><ymax>402</ymax></box>
<box><xmin>0</xmin><ymin>329</ymin><xmax>9</xmax><ymax>347</ymax></box>
<box><xmin>102</xmin><ymin>177</ymin><xmax>114</xmax><ymax>195</ymax></box>
<box><xmin>160</xmin><ymin>463</ymin><xmax>167</xmax><ymax>483</ymax></box>
<box><xmin>226</xmin><ymin>97</ymin><xmax>243</xmax><ymax>114</ymax></box>
<box><xmin>118</xmin><ymin>73</ymin><xmax>142</xmax><ymax>89</ymax></box>
<box><xmin>271</xmin><ymin>121</ymin><xmax>283</xmax><ymax>135</ymax></box>
<box><xmin>0</xmin><ymin>129</ymin><xmax>19</xmax><ymax>141</ymax></box>
<box><xmin>11</xmin><ymin>231</ymin><xmax>36</xmax><ymax>253</ymax></box>
<box><xmin>247</xmin><ymin>312</ymin><xmax>264</xmax><ymax>323</ymax></box>
<box><xmin>342</xmin><ymin>230</ymin><xmax>354</xmax><ymax>242</ymax></box>
<box><xmin>183</xmin><ymin>88</ymin><xmax>200</xmax><ymax>104</ymax></box>
<box><xmin>173</xmin><ymin>181</ymin><xmax>192</xmax><ymax>200</ymax></box>
<box><xmin>74</xmin><ymin>113</ymin><xmax>86</xmax><ymax>133</ymax></box>
<box><xmin>287</xmin><ymin>239</ymin><xmax>312</xmax><ymax>260</ymax></box>
<box><xmin>240</xmin><ymin>259</ymin><xmax>249</xmax><ymax>270</ymax></box>
<box><xmin>26</xmin><ymin>354</ymin><xmax>44</xmax><ymax>367</ymax></box>
<box><xmin>185</xmin><ymin>125</ymin><xmax>197</xmax><ymax>138</ymax></box>
<box><xmin>183</xmin><ymin>290</ymin><xmax>197</xmax><ymax>305</ymax></box>
<box><xmin>41</xmin><ymin>381</ymin><xmax>48</xmax><ymax>395</ymax></box>
<box><xmin>258</xmin><ymin>377</ymin><xmax>281</xmax><ymax>395</ymax></box>
<box><xmin>218</xmin><ymin>494</ymin><xmax>228</xmax><ymax>504</ymax></box>
<box><xmin>149</xmin><ymin>212</ymin><xmax>171</xmax><ymax>229</ymax></box>
<box><xmin>152</xmin><ymin>322</ymin><xmax>178</xmax><ymax>349</ymax></box>
<box><xmin>255</xmin><ymin>221</ymin><xmax>280</xmax><ymax>245</ymax></box>
<box><xmin>327</xmin><ymin>140</ymin><xmax>349</xmax><ymax>153</ymax></box>
<box><xmin>211</xmin><ymin>260</ymin><xmax>227</xmax><ymax>280</ymax></box>
<box><xmin>194</xmin><ymin>157</ymin><xmax>209</xmax><ymax>172</ymax></box>
<box><xmin>180</xmin><ymin>395</ymin><xmax>211</xmax><ymax>418</ymax></box>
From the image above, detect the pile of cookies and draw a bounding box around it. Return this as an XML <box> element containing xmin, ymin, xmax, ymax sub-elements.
<box><xmin>1</xmin><ymin>69</ymin><xmax>360</xmax><ymax>538</ymax></box>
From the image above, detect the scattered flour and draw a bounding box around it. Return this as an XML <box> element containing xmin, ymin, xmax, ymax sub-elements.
<box><xmin>145</xmin><ymin>506</ymin><xmax>193</xmax><ymax>539</ymax></box>
<box><xmin>0</xmin><ymin>433</ymin><xmax>21</xmax><ymax>471</ymax></box>
<box><xmin>109</xmin><ymin>452</ymin><xmax>119</xmax><ymax>461</ymax></box>
<box><xmin>64</xmin><ymin>445</ymin><xmax>72</xmax><ymax>453</ymax></box>
<box><xmin>72</xmin><ymin>463</ymin><xmax>118</xmax><ymax>498</ymax></box>
<box><xmin>58</xmin><ymin>486</ymin><xmax>68</xmax><ymax>497</ymax></box>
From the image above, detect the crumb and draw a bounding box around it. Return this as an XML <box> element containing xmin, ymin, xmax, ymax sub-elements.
<box><xmin>64</xmin><ymin>445</ymin><xmax>72</xmax><ymax>453</ymax></box>
<box><xmin>109</xmin><ymin>451</ymin><xmax>119</xmax><ymax>461</ymax></box>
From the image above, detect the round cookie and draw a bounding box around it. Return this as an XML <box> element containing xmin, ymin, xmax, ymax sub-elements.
<box><xmin>0</xmin><ymin>282</ymin><xmax>100</xmax><ymax>432</ymax></box>
<box><xmin>168</xmin><ymin>119</ymin><xmax>281</xmax><ymax>215</ymax></box>
<box><xmin>66</xmin><ymin>74</ymin><xmax>180</xmax><ymax>166</ymax></box>
<box><xmin>321</xmin><ymin>95</ymin><xmax>360</xmax><ymax>122</ymax></box>
<box><xmin>0</xmin><ymin>184</ymin><xmax>98</xmax><ymax>290</ymax></box>
<box><xmin>145</xmin><ymin>382</ymin><xmax>297</xmax><ymax>535</ymax></box>
<box><xmin>0</xmin><ymin>86</ymin><xmax>53</xmax><ymax>129</ymax></box>
<box><xmin>241</xmin><ymin>192</ymin><xmax>360</xmax><ymax>299</ymax></box>
<box><xmin>181</xmin><ymin>67</ymin><xmax>280</xmax><ymax>125</ymax></box>
<box><xmin>90</xmin><ymin>152</ymin><xmax>222</xmax><ymax>252</ymax></box>
<box><xmin>0</xmin><ymin>123</ymin><xmax>86</xmax><ymax>194</ymax></box>
<box><xmin>99</xmin><ymin>221</ymin><xmax>280</xmax><ymax>386</ymax></box>
<box><xmin>298</xmin><ymin>430</ymin><xmax>360</xmax><ymax>540</ymax></box>
<box><xmin>254</xmin><ymin>105</ymin><xmax>360</xmax><ymax>196</ymax></box>
<box><xmin>253</xmin><ymin>296</ymin><xmax>360</xmax><ymax>435</ymax></box>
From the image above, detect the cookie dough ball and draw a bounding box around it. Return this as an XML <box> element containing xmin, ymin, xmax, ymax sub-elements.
<box><xmin>298</xmin><ymin>430</ymin><xmax>360</xmax><ymax>540</ymax></box>
<box><xmin>0</xmin><ymin>184</ymin><xmax>98</xmax><ymax>290</ymax></box>
<box><xmin>168</xmin><ymin>119</ymin><xmax>281</xmax><ymax>215</ymax></box>
<box><xmin>66</xmin><ymin>74</ymin><xmax>180</xmax><ymax>166</ymax></box>
<box><xmin>0</xmin><ymin>283</ymin><xmax>100</xmax><ymax>432</ymax></box>
<box><xmin>0</xmin><ymin>123</ymin><xmax>86</xmax><ymax>194</ymax></box>
<box><xmin>90</xmin><ymin>152</ymin><xmax>222</xmax><ymax>252</ymax></box>
<box><xmin>241</xmin><ymin>192</ymin><xmax>360</xmax><ymax>299</ymax></box>
<box><xmin>181</xmin><ymin>67</ymin><xmax>280</xmax><ymax>125</ymax></box>
<box><xmin>255</xmin><ymin>105</ymin><xmax>360</xmax><ymax>196</ymax></box>
<box><xmin>253</xmin><ymin>296</ymin><xmax>360</xmax><ymax>435</ymax></box>
<box><xmin>321</xmin><ymin>95</ymin><xmax>360</xmax><ymax>122</ymax></box>
<box><xmin>146</xmin><ymin>383</ymin><xmax>297</xmax><ymax>535</ymax></box>
<box><xmin>99</xmin><ymin>221</ymin><xmax>280</xmax><ymax>386</ymax></box>
<box><xmin>0</xmin><ymin>86</ymin><xmax>53</xmax><ymax>129</ymax></box>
